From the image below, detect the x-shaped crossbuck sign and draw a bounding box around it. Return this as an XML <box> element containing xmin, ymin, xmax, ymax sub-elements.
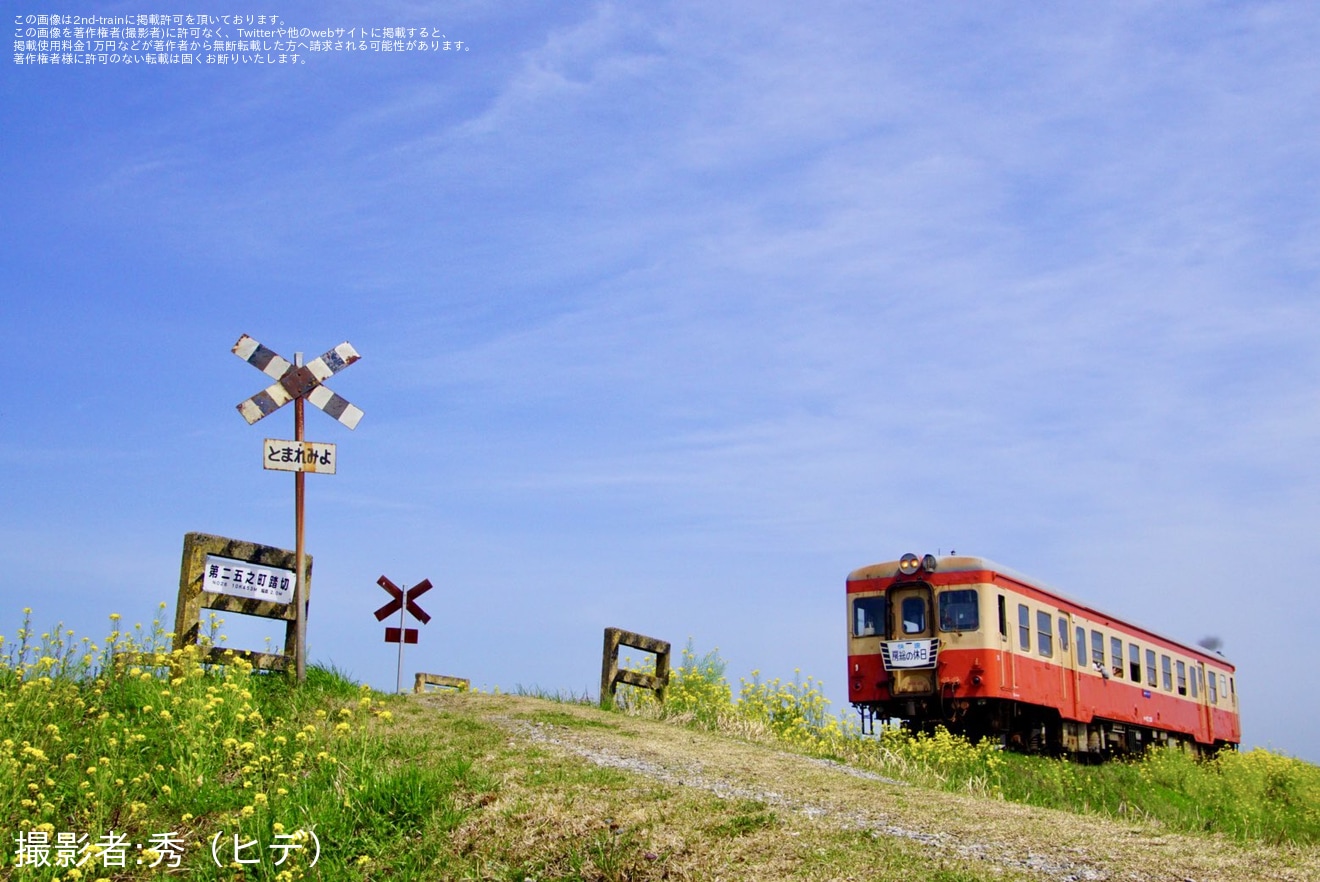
<box><xmin>232</xmin><ymin>334</ymin><xmax>363</xmax><ymax>429</ymax></box>
<box><xmin>374</xmin><ymin>576</ymin><xmax>433</xmax><ymax>624</ymax></box>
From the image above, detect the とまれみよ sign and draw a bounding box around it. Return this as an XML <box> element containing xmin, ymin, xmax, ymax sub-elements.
<box><xmin>262</xmin><ymin>439</ymin><xmax>337</xmax><ymax>474</ymax></box>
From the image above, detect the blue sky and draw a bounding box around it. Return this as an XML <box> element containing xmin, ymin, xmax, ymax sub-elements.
<box><xmin>4</xmin><ymin>2</ymin><xmax>1320</xmax><ymax>761</ymax></box>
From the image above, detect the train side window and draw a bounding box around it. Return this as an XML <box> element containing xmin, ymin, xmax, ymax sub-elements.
<box><xmin>1075</xmin><ymin>626</ymin><xmax>1085</xmax><ymax>667</ymax></box>
<box><xmin>1110</xmin><ymin>637</ymin><xmax>1123</xmax><ymax>678</ymax></box>
<box><xmin>1208</xmin><ymin>671</ymin><xmax>1218</xmax><ymax>704</ymax></box>
<box><xmin>852</xmin><ymin>596</ymin><xmax>886</xmax><ymax>638</ymax></box>
<box><xmin>1018</xmin><ymin>604</ymin><xmax>1030</xmax><ymax>650</ymax></box>
<box><xmin>1145</xmin><ymin>649</ymin><xmax>1157</xmax><ymax>687</ymax></box>
<box><xmin>1176</xmin><ymin>660</ymin><xmax>1187</xmax><ymax>696</ymax></box>
<box><xmin>901</xmin><ymin>597</ymin><xmax>926</xmax><ymax>634</ymax></box>
<box><xmin>997</xmin><ymin>595</ymin><xmax>1007</xmax><ymax>639</ymax></box>
<box><xmin>938</xmin><ymin>590</ymin><xmax>979</xmax><ymax>632</ymax></box>
<box><xmin>1229</xmin><ymin>676</ymin><xmax>1235</xmax><ymax>701</ymax></box>
<box><xmin>1036</xmin><ymin>611</ymin><xmax>1053</xmax><ymax>657</ymax></box>
<box><xmin>1090</xmin><ymin>630</ymin><xmax>1104</xmax><ymax>669</ymax></box>
<box><xmin>1161</xmin><ymin>655</ymin><xmax>1172</xmax><ymax>692</ymax></box>
<box><xmin>1058</xmin><ymin>618</ymin><xmax>1069</xmax><ymax>655</ymax></box>
<box><xmin>1190</xmin><ymin>665</ymin><xmax>1199</xmax><ymax>698</ymax></box>
<box><xmin>1128</xmin><ymin>643</ymin><xmax>1140</xmax><ymax>682</ymax></box>
<box><xmin>1222</xmin><ymin>674</ymin><xmax>1230</xmax><ymax>704</ymax></box>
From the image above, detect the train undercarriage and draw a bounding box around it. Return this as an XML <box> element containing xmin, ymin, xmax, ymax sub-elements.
<box><xmin>855</xmin><ymin>698</ymin><xmax>1230</xmax><ymax>760</ymax></box>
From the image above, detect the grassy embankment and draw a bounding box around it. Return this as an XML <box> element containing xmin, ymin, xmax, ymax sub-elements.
<box><xmin>1</xmin><ymin>614</ymin><xmax>1317</xmax><ymax>881</ymax></box>
<box><xmin>616</xmin><ymin>643</ymin><xmax>1320</xmax><ymax>844</ymax></box>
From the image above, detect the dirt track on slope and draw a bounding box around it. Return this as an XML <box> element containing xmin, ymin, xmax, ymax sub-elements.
<box><xmin>413</xmin><ymin>693</ymin><xmax>1317</xmax><ymax>882</ymax></box>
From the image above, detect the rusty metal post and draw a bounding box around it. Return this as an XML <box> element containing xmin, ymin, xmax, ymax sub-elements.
<box><xmin>293</xmin><ymin>352</ymin><xmax>307</xmax><ymax>684</ymax></box>
<box><xmin>396</xmin><ymin>591</ymin><xmax>406</xmax><ymax>693</ymax></box>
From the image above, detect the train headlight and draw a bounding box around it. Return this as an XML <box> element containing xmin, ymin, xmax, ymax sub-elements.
<box><xmin>898</xmin><ymin>553</ymin><xmax>920</xmax><ymax>575</ymax></box>
<box><xmin>921</xmin><ymin>554</ymin><xmax>938</xmax><ymax>573</ymax></box>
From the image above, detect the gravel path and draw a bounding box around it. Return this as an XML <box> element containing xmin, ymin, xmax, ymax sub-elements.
<box><xmin>421</xmin><ymin>693</ymin><xmax>1319</xmax><ymax>882</ymax></box>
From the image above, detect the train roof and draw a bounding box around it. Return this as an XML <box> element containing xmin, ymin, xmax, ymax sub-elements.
<box><xmin>847</xmin><ymin>554</ymin><xmax>1233</xmax><ymax>667</ymax></box>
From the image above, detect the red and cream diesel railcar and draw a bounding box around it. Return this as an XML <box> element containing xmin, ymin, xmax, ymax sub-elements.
<box><xmin>847</xmin><ymin>553</ymin><xmax>1240</xmax><ymax>755</ymax></box>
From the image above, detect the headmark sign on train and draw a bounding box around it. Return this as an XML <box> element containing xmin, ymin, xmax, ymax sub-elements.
<box><xmin>880</xmin><ymin>638</ymin><xmax>940</xmax><ymax>670</ymax></box>
<box><xmin>262</xmin><ymin>439</ymin><xmax>337</xmax><ymax>474</ymax></box>
<box><xmin>203</xmin><ymin>554</ymin><xmax>295</xmax><ymax>605</ymax></box>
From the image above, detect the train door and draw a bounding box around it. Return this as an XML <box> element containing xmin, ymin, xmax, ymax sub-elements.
<box><xmin>888</xmin><ymin>583</ymin><xmax>936</xmax><ymax>697</ymax></box>
<box><xmin>996</xmin><ymin>593</ymin><xmax>1015</xmax><ymax>692</ymax></box>
<box><xmin>1197</xmin><ymin>662</ymin><xmax>1213</xmax><ymax>743</ymax></box>
<box><xmin>1061</xmin><ymin>612</ymin><xmax>1080</xmax><ymax>719</ymax></box>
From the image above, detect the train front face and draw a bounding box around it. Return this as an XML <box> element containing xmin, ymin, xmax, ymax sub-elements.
<box><xmin>847</xmin><ymin>553</ymin><xmax>992</xmax><ymax>726</ymax></box>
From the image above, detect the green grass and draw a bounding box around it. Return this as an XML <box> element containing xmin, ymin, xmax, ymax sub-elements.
<box><xmin>0</xmin><ymin>612</ymin><xmax>1043</xmax><ymax>881</ymax></box>
<box><xmin>617</xmin><ymin>641</ymin><xmax>1320</xmax><ymax>846</ymax></box>
<box><xmin>519</xmin><ymin>709</ymin><xmax>620</xmax><ymax>731</ymax></box>
<box><xmin>988</xmin><ymin>745</ymin><xmax>1320</xmax><ymax>843</ymax></box>
<box><xmin>2</xmin><ymin>613</ymin><xmax>1317</xmax><ymax>882</ymax></box>
<box><xmin>706</xmin><ymin>799</ymin><xmax>779</xmax><ymax>837</ymax></box>
<box><xmin>0</xmin><ymin>610</ymin><xmax>497</xmax><ymax>880</ymax></box>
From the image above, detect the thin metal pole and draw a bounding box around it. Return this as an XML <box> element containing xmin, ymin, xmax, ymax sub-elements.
<box><xmin>294</xmin><ymin>352</ymin><xmax>307</xmax><ymax>684</ymax></box>
<box><xmin>396</xmin><ymin>599</ymin><xmax>406</xmax><ymax>694</ymax></box>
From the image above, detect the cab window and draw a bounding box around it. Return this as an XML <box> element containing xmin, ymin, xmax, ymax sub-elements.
<box><xmin>901</xmin><ymin>597</ymin><xmax>926</xmax><ymax>634</ymax></box>
<box><xmin>938</xmin><ymin>590</ymin><xmax>980</xmax><ymax>631</ymax></box>
<box><xmin>852</xmin><ymin>596</ymin><xmax>886</xmax><ymax>638</ymax></box>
